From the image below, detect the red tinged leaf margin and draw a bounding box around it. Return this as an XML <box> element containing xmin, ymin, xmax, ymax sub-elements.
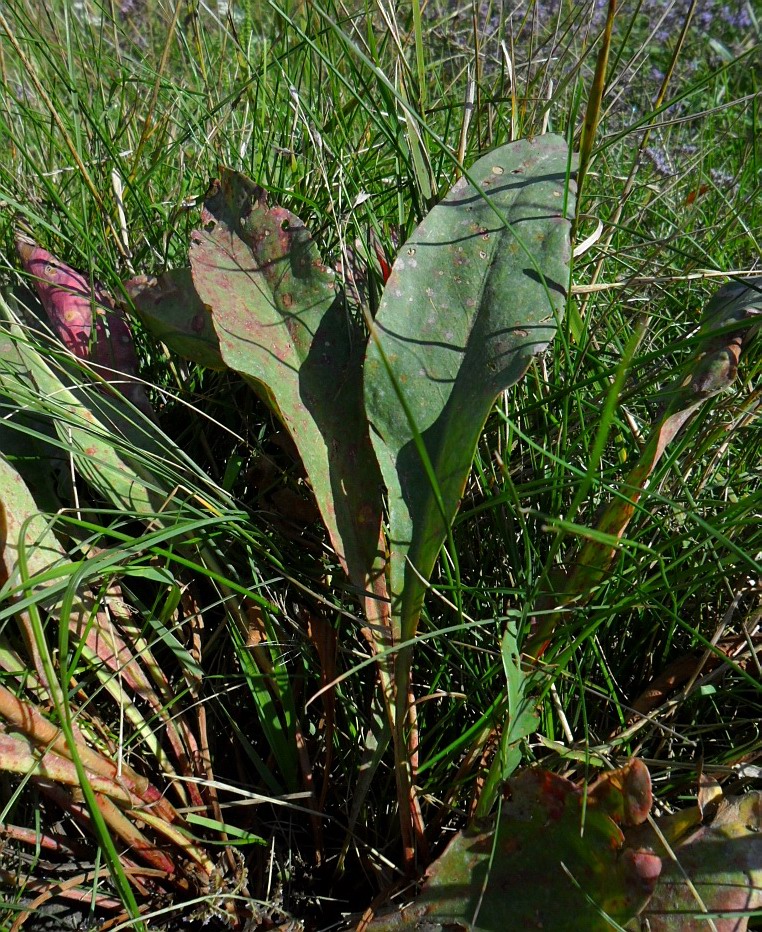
<box><xmin>187</xmin><ymin>170</ymin><xmax>384</xmax><ymax>597</ymax></box>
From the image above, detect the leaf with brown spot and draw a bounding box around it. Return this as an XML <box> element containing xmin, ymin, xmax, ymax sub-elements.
<box><xmin>189</xmin><ymin>170</ymin><xmax>384</xmax><ymax>596</ymax></box>
<box><xmin>364</xmin><ymin>135</ymin><xmax>576</xmax><ymax>645</ymax></box>
<box><xmin>626</xmin><ymin>790</ymin><xmax>762</xmax><ymax>931</ymax></box>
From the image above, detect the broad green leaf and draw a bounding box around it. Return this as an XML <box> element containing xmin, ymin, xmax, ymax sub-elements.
<box><xmin>189</xmin><ymin>169</ymin><xmax>383</xmax><ymax>589</ymax></box>
<box><xmin>0</xmin><ymin>451</ymin><xmax>68</xmax><ymax>593</ymax></box>
<box><xmin>625</xmin><ymin>789</ymin><xmax>762</xmax><ymax>931</ymax></box>
<box><xmin>367</xmin><ymin>763</ymin><xmax>660</xmax><ymax>931</ymax></box>
<box><xmin>0</xmin><ymin>412</ymin><xmax>64</xmax><ymax>521</ymax></box>
<box><xmin>364</xmin><ymin>135</ymin><xmax>575</xmax><ymax>639</ymax></box>
<box><xmin>123</xmin><ymin>269</ymin><xmax>226</xmax><ymax>371</ymax></box>
<box><xmin>0</xmin><ymin>309</ymin><xmax>68</xmax><ymax>514</ymax></box>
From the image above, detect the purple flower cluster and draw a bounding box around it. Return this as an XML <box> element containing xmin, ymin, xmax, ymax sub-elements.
<box><xmin>647</xmin><ymin>0</ymin><xmax>754</xmax><ymax>43</ymax></box>
<box><xmin>694</xmin><ymin>0</ymin><xmax>753</xmax><ymax>34</ymax></box>
<box><xmin>644</xmin><ymin>146</ymin><xmax>674</xmax><ymax>177</ymax></box>
<box><xmin>427</xmin><ymin>0</ymin><xmax>755</xmax><ymax>141</ymax></box>
<box><xmin>430</xmin><ymin>0</ymin><xmax>754</xmax><ymax>56</ymax></box>
<box><xmin>118</xmin><ymin>0</ymin><xmax>146</xmax><ymax>18</ymax></box>
<box><xmin>709</xmin><ymin>167</ymin><xmax>737</xmax><ymax>187</ymax></box>
<box><xmin>642</xmin><ymin>142</ymin><xmax>738</xmax><ymax>197</ymax></box>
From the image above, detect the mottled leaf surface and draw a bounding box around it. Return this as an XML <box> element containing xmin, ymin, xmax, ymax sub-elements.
<box><xmin>189</xmin><ymin>169</ymin><xmax>383</xmax><ymax>588</ymax></box>
<box><xmin>367</xmin><ymin>762</ymin><xmax>660</xmax><ymax>931</ymax></box>
<box><xmin>364</xmin><ymin>135</ymin><xmax>575</xmax><ymax>638</ymax></box>
<box><xmin>0</xmin><ymin>323</ymin><xmax>66</xmax><ymax>515</ymax></box>
<box><xmin>0</xmin><ymin>451</ymin><xmax>68</xmax><ymax>593</ymax></box>
<box><xmin>124</xmin><ymin>269</ymin><xmax>225</xmax><ymax>370</ymax></box>
<box><xmin>626</xmin><ymin>790</ymin><xmax>762</xmax><ymax>931</ymax></box>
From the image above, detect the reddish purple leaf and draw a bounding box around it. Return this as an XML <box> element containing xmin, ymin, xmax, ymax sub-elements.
<box><xmin>15</xmin><ymin>234</ymin><xmax>153</xmax><ymax>417</ymax></box>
